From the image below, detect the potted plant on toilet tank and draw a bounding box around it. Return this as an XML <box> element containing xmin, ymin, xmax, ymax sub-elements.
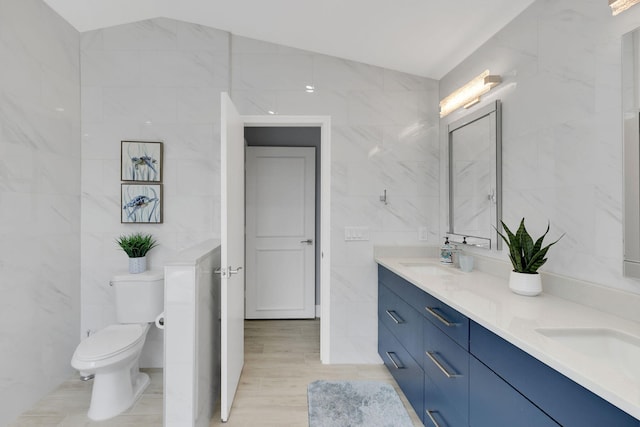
<box><xmin>116</xmin><ymin>232</ymin><xmax>158</xmax><ymax>274</ymax></box>
<box><xmin>497</xmin><ymin>218</ymin><xmax>563</xmax><ymax>296</ymax></box>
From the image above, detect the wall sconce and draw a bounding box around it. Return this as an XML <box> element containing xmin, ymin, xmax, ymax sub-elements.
<box><xmin>610</xmin><ymin>0</ymin><xmax>640</xmax><ymax>15</ymax></box>
<box><xmin>439</xmin><ymin>70</ymin><xmax>501</xmax><ymax>117</ymax></box>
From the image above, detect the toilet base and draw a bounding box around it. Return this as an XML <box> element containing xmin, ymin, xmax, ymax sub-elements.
<box><xmin>87</xmin><ymin>368</ymin><xmax>150</xmax><ymax>421</ymax></box>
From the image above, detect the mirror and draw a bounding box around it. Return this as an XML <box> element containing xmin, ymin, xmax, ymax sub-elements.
<box><xmin>622</xmin><ymin>29</ymin><xmax>640</xmax><ymax>278</ymax></box>
<box><xmin>447</xmin><ymin>100</ymin><xmax>502</xmax><ymax>249</ymax></box>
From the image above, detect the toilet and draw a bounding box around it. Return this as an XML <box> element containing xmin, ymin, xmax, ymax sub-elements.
<box><xmin>71</xmin><ymin>270</ymin><xmax>164</xmax><ymax>421</ymax></box>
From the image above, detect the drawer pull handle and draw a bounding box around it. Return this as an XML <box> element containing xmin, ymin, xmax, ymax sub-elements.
<box><xmin>426</xmin><ymin>410</ymin><xmax>443</xmax><ymax>427</ymax></box>
<box><xmin>425</xmin><ymin>306</ymin><xmax>457</xmax><ymax>327</ymax></box>
<box><xmin>385</xmin><ymin>351</ymin><xmax>405</xmax><ymax>369</ymax></box>
<box><xmin>426</xmin><ymin>351</ymin><xmax>459</xmax><ymax>378</ymax></box>
<box><xmin>385</xmin><ymin>310</ymin><xmax>405</xmax><ymax>324</ymax></box>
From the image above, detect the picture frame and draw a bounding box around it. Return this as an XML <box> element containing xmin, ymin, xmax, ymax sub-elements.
<box><xmin>121</xmin><ymin>140</ymin><xmax>163</xmax><ymax>182</ymax></box>
<box><xmin>121</xmin><ymin>183</ymin><xmax>163</xmax><ymax>224</ymax></box>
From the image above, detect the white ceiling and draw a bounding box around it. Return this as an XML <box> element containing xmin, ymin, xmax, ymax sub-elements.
<box><xmin>42</xmin><ymin>0</ymin><xmax>535</xmax><ymax>79</ymax></box>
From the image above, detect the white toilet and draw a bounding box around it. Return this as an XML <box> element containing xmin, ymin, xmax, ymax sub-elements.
<box><xmin>71</xmin><ymin>270</ymin><xmax>164</xmax><ymax>421</ymax></box>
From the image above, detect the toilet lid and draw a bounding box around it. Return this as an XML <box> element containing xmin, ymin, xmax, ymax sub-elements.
<box><xmin>74</xmin><ymin>324</ymin><xmax>147</xmax><ymax>361</ymax></box>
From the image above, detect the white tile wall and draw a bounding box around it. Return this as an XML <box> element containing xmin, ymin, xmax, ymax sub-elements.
<box><xmin>231</xmin><ymin>35</ymin><xmax>441</xmax><ymax>362</ymax></box>
<box><xmin>0</xmin><ymin>0</ymin><xmax>80</xmax><ymax>425</ymax></box>
<box><xmin>80</xmin><ymin>18</ymin><xmax>229</xmax><ymax>367</ymax></box>
<box><xmin>79</xmin><ymin>19</ymin><xmax>439</xmax><ymax>365</ymax></box>
<box><xmin>440</xmin><ymin>0</ymin><xmax>640</xmax><ymax>295</ymax></box>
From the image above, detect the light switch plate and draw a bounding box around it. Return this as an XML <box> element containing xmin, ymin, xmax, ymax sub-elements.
<box><xmin>345</xmin><ymin>226</ymin><xmax>370</xmax><ymax>241</ymax></box>
<box><xmin>418</xmin><ymin>226</ymin><xmax>428</xmax><ymax>241</ymax></box>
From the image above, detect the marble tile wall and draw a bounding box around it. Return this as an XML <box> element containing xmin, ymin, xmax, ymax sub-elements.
<box><xmin>231</xmin><ymin>36</ymin><xmax>441</xmax><ymax>362</ymax></box>
<box><xmin>80</xmin><ymin>18</ymin><xmax>229</xmax><ymax>367</ymax></box>
<box><xmin>80</xmin><ymin>20</ymin><xmax>439</xmax><ymax>365</ymax></box>
<box><xmin>439</xmin><ymin>0</ymin><xmax>640</xmax><ymax>294</ymax></box>
<box><xmin>0</xmin><ymin>0</ymin><xmax>81</xmax><ymax>425</ymax></box>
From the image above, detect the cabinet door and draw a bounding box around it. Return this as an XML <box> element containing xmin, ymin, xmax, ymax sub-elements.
<box><xmin>379</xmin><ymin>321</ymin><xmax>424</xmax><ymax>424</ymax></box>
<box><xmin>470</xmin><ymin>321</ymin><xmax>639</xmax><ymax>427</ymax></box>
<box><xmin>379</xmin><ymin>283</ymin><xmax>423</xmax><ymax>363</ymax></box>
<box><xmin>470</xmin><ymin>356</ymin><xmax>560</xmax><ymax>427</ymax></box>
<box><xmin>423</xmin><ymin>319</ymin><xmax>469</xmax><ymax>427</ymax></box>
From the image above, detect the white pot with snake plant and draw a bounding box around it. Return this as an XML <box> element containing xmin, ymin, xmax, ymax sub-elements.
<box><xmin>497</xmin><ymin>219</ymin><xmax>563</xmax><ymax>297</ymax></box>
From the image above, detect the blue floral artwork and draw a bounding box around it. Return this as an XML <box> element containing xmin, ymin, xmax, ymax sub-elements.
<box><xmin>121</xmin><ymin>184</ymin><xmax>162</xmax><ymax>223</ymax></box>
<box><xmin>121</xmin><ymin>141</ymin><xmax>162</xmax><ymax>182</ymax></box>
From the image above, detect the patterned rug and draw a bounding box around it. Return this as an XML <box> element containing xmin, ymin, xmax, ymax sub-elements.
<box><xmin>307</xmin><ymin>380</ymin><xmax>414</xmax><ymax>427</ymax></box>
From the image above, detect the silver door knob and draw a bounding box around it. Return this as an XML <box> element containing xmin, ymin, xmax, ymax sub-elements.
<box><xmin>300</xmin><ymin>239</ymin><xmax>313</xmax><ymax>245</ymax></box>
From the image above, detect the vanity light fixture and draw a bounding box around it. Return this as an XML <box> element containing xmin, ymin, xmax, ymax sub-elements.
<box><xmin>305</xmin><ymin>85</ymin><xmax>315</xmax><ymax>93</ymax></box>
<box><xmin>439</xmin><ymin>70</ymin><xmax>501</xmax><ymax>117</ymax></box>
<box><xmin>609</xmin><ymin>0</ymin><xmax>640</xmax><ymax>15</ymax></box>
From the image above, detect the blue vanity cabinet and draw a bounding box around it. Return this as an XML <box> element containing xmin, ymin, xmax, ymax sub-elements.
<box><xmin>378</xmin><ymin>320</ymin><xmax>424</xmax><ymax>424</ymax></box>
<box><xmin>378</xmin><ymin>282</ymin><xmax>424</xmax><ymax>364</ymax></box>
<box><xmin>423</xmin><ymin>319</ymin><xmax>469</xmax><ymax>427</ymax></box>
<box><xmin>469</xmin><ymin>356</ymin><xmax>560</xmax><ymax>427</ymax></box>
<box><xmin>470</xmin><ymin>321</ymin><xmax>639</xmax><ymax>427</ymax></box>
<box><xmin>422</xmin><ymin>292</ymin><xmax>469</xmax><ymax>350</ymax></box>
<box><xmin>378</xmin><ymin>267</ymin><xmax>425</xmax><ymax>423</ymax></box>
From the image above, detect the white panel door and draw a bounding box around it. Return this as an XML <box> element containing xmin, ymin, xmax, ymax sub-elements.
<box><xmin>246</xmin><ymin>146</ymin><xmax>315</xmax><ymax>319</ymax></box>
<box><xmin>220</xmin><ymin>93</ymin><xmax>245</xmax><ymax>422</ymax></box>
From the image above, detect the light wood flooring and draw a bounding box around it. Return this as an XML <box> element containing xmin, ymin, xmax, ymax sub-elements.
<box><xmin>209</xmin><ymin>319</ymin><xmax>422</xmax><ymax>426</ymax></box>
<box><xmin>8</xmin><ymin>369</ymin><xmax>163</xmax><ymax>426</ymax></box>
<box><xmin>10</xmin><ymin>319</ymin><xmax>421</xmax><ymax>426</ymax></box>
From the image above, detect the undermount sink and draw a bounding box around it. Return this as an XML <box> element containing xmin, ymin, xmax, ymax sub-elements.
<box><xmin>536</xmin><ymin>328</ymin><xmax>640</xmax><ymax>381</ymax></box>
<box><xmin>399</xmin><ymin>262</ymin><xmax>455</xmax><ymax>276</ymax></box>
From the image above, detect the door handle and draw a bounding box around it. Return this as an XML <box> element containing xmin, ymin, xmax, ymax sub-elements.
<box><xmin>228</xmin><ymin>266</ymin><xmax>243</xmax><ymax>275</ymax></box>
<box><xmin>214</xmin><ymin>266</ymin><xmax>243</xmax><ymax>278</ymax></box>
<box><xmin>300</xmin><ymin>239</ymin><xmax>313</xmax><ymax>245</ymax></box>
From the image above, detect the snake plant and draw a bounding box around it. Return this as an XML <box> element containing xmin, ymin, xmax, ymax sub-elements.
<box><xmin>116</xmin><ymin>232</ymin><xmax>158</xmax><ymax>258</ymax></box>
<box><xmin>496</xmin><ymin>218</ymin><xmax>563</xmax><ymax>274</ymax></box>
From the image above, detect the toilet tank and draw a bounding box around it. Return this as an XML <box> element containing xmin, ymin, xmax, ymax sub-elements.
<box><xmin>111</xmin><ymin>270</ymin><xmax>164</xmax><ymax>323</ymax></box>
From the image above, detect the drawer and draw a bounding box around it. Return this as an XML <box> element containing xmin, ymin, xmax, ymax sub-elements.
<box><xmin>423</xmin><ymin>319</ymin><xmax>469</xmax><ymax>427</ymax></box>
<box><xmin>470</xmin><ymin>321</ymin><xmax>639</xmax><ymax>427</ymax></box>
<box><xmin>423</xmin><ymin>292</ymin><xmax>469</xmax><ymax>350</ymax></box>
<box><xmin>378</xmin><ymin>265</ymin><xmax>428</xmax><ymax>315</ymax></box>
<box><xmin>424</xmin><ymin>380</ymin><xmax>468</xmax><ymax>427</ymax></box>
<box><xmin>470</xmin><ymin>356</ymin><xmax>560</xmax><ymax>426</ymax></box>
<box><xmin>378</xmin><ymin>321</ymin><xmax>424</xmax><ymax>424</ymax></box>
<box><xmin>378</xmin><ymin>283</ymin><xmax>423</xmax><ymax>363</ymax></box>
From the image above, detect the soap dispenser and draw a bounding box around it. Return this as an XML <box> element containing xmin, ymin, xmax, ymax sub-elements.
<box><xmin>440</xmin><ymin>237</ymin><xmax>453</xmax><ymax>264</ymax></box>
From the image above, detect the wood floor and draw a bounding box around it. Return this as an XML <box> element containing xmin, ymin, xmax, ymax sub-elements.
<box><xmin>209</xmin><ymin>319</ymin><xmax>422</xmax><ymax>426</ymax></box>
<box><xmin>10</xmin><ymin>319</ymin><xmax>421</xmax><ymax>426</ymax></box>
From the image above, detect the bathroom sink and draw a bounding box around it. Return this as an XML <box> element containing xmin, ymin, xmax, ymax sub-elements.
<box><xmin>399</xmin><ymin>262</ymin><xmax>455</xmax><ymax>276</ymax></box>
<box><xmin>536</xmin><ymin>328</ymin><xmax>640</xmax><ymax>381</ymax></box>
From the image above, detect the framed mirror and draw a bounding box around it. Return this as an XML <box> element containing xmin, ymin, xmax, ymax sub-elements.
<box><xmin>622</xmin><ymin>29</ymin><xmax>640</xmax><ymax>278</ymax></box>
<box><xmin>447</xmin><ymin>100</ymin><xmax>502</xmax><ymax>249</ymax></box>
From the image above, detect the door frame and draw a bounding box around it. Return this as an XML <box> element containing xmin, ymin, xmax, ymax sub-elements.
<box><xmin>243</xmin><ymin>115</ymin><xmax>331</xmax><ymax>364</ymax></box>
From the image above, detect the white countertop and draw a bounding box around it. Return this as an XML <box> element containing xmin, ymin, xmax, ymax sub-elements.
<box><xmin>376</xmin><ymin>256</ymin><xmax>640</xmax><ymax>420</ymax></box>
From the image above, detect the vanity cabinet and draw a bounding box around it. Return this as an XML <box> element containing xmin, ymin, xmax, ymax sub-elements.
<box><xmin>377</xmin><ymin>265</ymin><xmax>640</xmax><ymax>427</ymax></box>
<box><xmin>469</xmin><ymin>356</ymin><xmax>559</xmax><ymax>426</ymax></box>
<box><xmin>423</xmin><ymin>318</ymin><xmax>469</xmax><ymax>427</ymax></box>
<box><xmin>470</xmin><ymin>321</ymin><xmax>639</xmax><ymax>427</ymax></box>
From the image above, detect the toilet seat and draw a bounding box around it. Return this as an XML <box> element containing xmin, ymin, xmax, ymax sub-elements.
<box><xmin>74</xmin><ymin>324</ymin><xmax>148</xmax><ymax>361</ymax></box>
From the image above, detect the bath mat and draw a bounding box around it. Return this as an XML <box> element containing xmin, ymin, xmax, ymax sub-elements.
<box><xmin>307</xmin><ymin>380</ymin><xmax>413</xmax><ymax>427</ymax></box>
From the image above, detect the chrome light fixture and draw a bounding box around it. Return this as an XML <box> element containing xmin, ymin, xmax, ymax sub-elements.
<box><xmin>610</xmin><ymin>0</ymin><xmax>640</xmax><ymax>15</ymax></box>
<box><xmin>439</xmin><ymin>70</ymin><xmax>501</xmax><ymax>117</ymax></box>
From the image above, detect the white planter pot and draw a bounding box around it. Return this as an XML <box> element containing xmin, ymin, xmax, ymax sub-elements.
<box><xmin>509</xmin><ymin>271</ymin><xmax>542</xmax><ymax>296</ymax></box>
<box><xmin>129</xmin><ymin>256</ymin><xmax>147</xmax><ymax>274</ymax></box>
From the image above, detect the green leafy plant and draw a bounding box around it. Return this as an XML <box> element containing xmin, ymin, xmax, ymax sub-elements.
<box><xmin>116</xmin><ymin>232</ymin><xmax>158</xmax><ymax>258</ymax></box>
<box><xmin>496</xmin><ymin>218</ymin><xmax>563</xmax><ymax>274</ymax></box>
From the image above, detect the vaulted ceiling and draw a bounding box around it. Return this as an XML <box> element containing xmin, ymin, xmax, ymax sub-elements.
<box><xmin>42</xmin><ymin>0</ymin><xmax>535</xmax><ymax>79</ymax></box>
